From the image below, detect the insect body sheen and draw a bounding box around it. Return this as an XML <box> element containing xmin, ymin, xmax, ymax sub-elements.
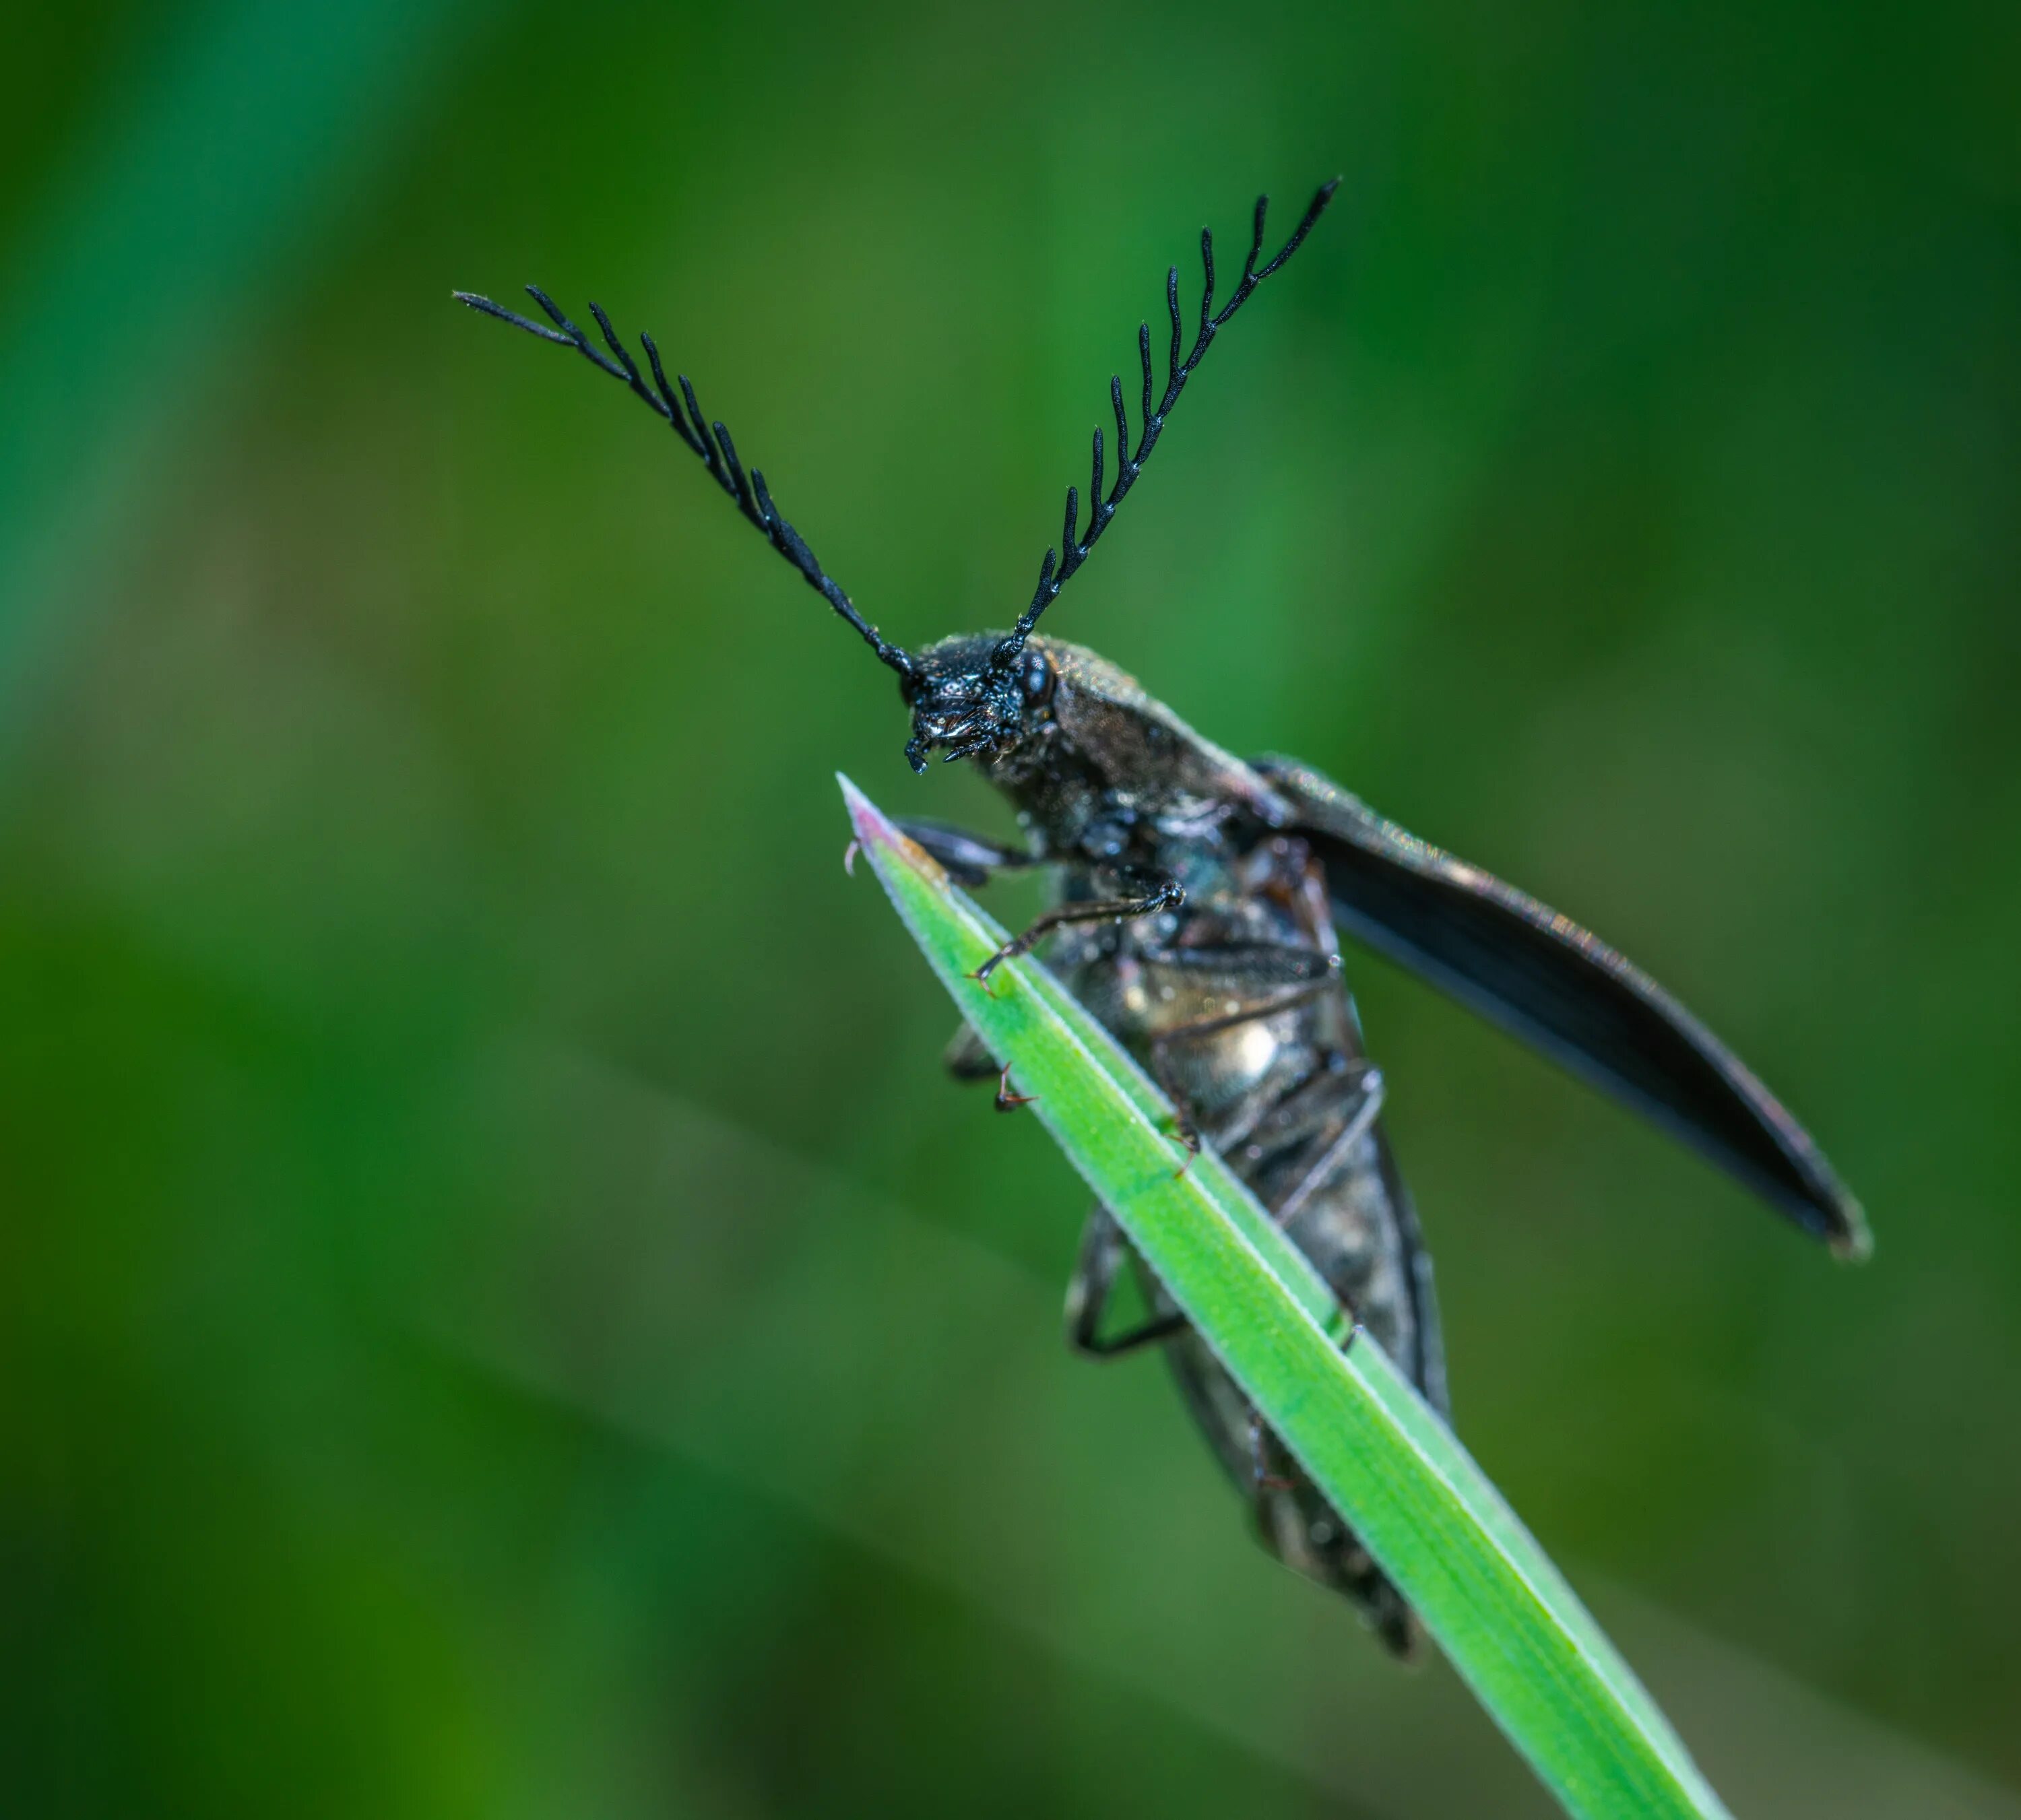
<box><xmin>460</xmin><ymin>181</ymin><xmax>1865</xmax><ymax>1656</ymax></box>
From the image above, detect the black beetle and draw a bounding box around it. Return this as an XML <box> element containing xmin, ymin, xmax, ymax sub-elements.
<box><xmin>459</xmin><ymin>183</ymin><xmax>1865</xmax><ymax>1654</ymax></box>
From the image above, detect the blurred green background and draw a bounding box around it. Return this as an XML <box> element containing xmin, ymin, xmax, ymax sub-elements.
<box><xmin>4</xmin><ymin>1</ymin><xmax>2016</xmax><ymax>1815</ymax></box>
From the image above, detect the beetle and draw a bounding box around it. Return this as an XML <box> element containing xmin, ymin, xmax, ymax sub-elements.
<box><xmin>458</xmin><ymin>181</ymin><xmax>1867</xmax><ymax>1654</ymax></box>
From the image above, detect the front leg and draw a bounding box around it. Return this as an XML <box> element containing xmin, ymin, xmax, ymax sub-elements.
<box><xmin>893</xmin><ymin>818</ymin><xmax>1044</xmax><ymax>888</ymax></box>
<box><xmin>973</xmin><ymin>871</ymin><xmax>1184</xmax><ymax>984</ymax></box>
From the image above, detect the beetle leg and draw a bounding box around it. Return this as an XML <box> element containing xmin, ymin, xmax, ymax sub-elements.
<box><xmin>993</xmin><ymin>1062</ymin><xmax>1036</xmax><ymax>1111</ymax></box>
<box><xmin>1064</xmin><ymin>1209</ymin><xmax>1368</xmax><ymax>1365</ymax></box>
<box><xmin>942</xmin><ymin>1021</ymin><xmax>999</xmax><ymax>1081</ymax></box>
<box><xmin>892</xmin><ymin>818</ymin><xmax>1045</xmax><ymax>887</ymax></box>
<box><xmin>940</xmin><ymin>1030</ymin><xmax>1040</xmax><ymax>1108</ymax></box>
<box><xmin>1142</xmin><ymin>970</ymin><xmax>1338</xmax><ymax>1158</ymax></box>
<box><xmin>1248</xmin><ymin>1410</ymin><xmax>1299</xmax><ymax>1495</ymax></box>
<box><xmin>1265</xmin><ymin>1060</ymin><xmax>1385</xmax><ymax>1231</ymax></box>
<box><xmin>972</xmin><ymin>874</ymin><xmax>1184</xmax><ymax>983</ymax></box>
<box><xmin>1063</xmin><ymin>1205</ymin><xmax>1189</xmax><ymax>1358</ymax></box>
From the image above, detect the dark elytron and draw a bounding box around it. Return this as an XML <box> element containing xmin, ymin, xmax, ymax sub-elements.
<box><xmin>459</xmin><ymin>184</ymin><xmax>1865</xmax><ymax>1654</ymax></box>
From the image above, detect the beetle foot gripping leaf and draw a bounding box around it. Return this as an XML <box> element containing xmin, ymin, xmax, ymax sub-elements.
<box><xmin>992</xmin><ymin>1063</ymin><xmax>1035</xmax><ymax>1111</ymax></box>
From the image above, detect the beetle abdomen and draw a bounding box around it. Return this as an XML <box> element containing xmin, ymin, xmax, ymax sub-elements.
<box><xmin>1056</xmin><ymin>830</ymin><xmax>1446</xmax><ymax>1651</ymax></box>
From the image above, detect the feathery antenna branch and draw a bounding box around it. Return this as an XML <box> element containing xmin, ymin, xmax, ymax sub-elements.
<box><xmin>452</xmin><ymin>286</ymin><xmax>916</xmax><ymax>682</ymax></box>
<box><xmin>990</xmin><ymin>181</ymin><xmax>1340</xmax><ymax>672</ymax></box>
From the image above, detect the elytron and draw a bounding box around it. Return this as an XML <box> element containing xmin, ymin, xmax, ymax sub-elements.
<box><xmin>460</xmin><ymin>182</ymin><xmax>1864</xmax><ymax>1652</ymax></box>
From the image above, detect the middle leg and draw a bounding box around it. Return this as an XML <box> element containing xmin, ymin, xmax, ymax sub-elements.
<box><xmin>973</xmin><ymin>871</ymin><xmax>1185</xmax><ymax>983</ymax></box>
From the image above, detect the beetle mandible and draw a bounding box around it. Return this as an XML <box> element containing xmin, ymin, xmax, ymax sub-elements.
<box><xmin>459</xmin><ymin>181</ymin><xmax>1866</xmax><ymax>1654</ymax></box>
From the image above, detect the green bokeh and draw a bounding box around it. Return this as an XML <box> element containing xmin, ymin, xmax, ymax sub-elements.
<box><xmin>3</xmin><ymin>2</ymin><xmax>2016</xmax><ymax>1815</ymax></box>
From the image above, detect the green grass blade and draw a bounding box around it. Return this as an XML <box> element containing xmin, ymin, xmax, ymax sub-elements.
<box><xmin>841</xmin><ymin>774</ymin><xmax>1731</xmax><ymax>1820</ymax></box>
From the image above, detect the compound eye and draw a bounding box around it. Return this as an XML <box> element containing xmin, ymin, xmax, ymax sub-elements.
<box><xmin>1020</xmin><ymin>648</ymin><xmax>1055</xmax><ymax>706</ymax></box>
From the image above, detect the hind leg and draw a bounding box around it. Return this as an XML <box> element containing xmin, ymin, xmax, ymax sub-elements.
<box><xmin>1062</xmin><ymin>1205</ymin><xmax>1188</xmax><ymax>1357</ymax></box>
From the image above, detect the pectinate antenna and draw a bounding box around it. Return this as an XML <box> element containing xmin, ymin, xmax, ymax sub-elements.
<box><xmin>453</xmin><ymin>286</ymin><xmax>918</xmax><ymax>683</ymax></box>
<box><xmin>990</xmin><ymin>180</ymin><xmax>1340</xmax><ymax>673</ymax></box>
